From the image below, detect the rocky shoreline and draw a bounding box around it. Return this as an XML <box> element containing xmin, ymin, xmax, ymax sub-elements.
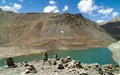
<box><xmin>0</xmin><ymin>54</ymin><xmax>120</xmax><ymax>75</ymax></box>
<box><xmin>108</xmin><ymin>41</ymin><xmax>120</xmax><ymax>66</ymax></box>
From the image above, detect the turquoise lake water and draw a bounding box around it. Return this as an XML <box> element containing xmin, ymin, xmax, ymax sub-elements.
<box><xmin>0</xmin><ymin>48</ymin><xmax>118</xmax><ymax>66</ymax></box>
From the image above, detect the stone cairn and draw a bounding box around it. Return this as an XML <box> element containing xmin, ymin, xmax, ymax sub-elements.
<box><xmin>41</xmin><ymin>52</ymin><xmax>119</xmax><ymax>75</ymax></box>
<box><xmin>5</xmin><ymin>57</ymin><xmax>17</xmax><ymax>68</ymax></box>
<box><xmin>42</xmin><ymin>51</ymin><xmax>48</xmax><ymax>64</ymax></box>
<box><xmin>54</xmin><ymin>53</ymin><xmax>59</xmax><ymax>60</ymax></box>
<box><xmin>4</xmin><ymin>52</ymin><xmax>120</xmax><ymax>75</ymax></box>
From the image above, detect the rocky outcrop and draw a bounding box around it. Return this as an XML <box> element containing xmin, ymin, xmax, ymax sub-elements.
<box><xmin>57</xmin><ymin>63</ymin><xmax>64</xmax><ymax>69</ymax></box>
<box><xmin>109</xmin><ymin>41</ymin><xmax>120</xmax><ymax>75</ymax></box>
<box><xmin>109</xmin><ymin>41</ymin><xmax>120</xmax><ymax>65</ymax></box>
<box><xmin>102</xmin><ymin>17</ymin><xmax>120</xmax><ymax>40</ymax></box>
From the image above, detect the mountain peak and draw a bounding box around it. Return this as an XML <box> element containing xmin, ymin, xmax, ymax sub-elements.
<box><xmin>102</xmin><ymin>16</ymin><xmax>120</xmax><ymax>40</ymax></box>
<box><xmin>0</xmin><ymin>13</ymin><xmax>116</xmax><ymax>50</ymax></box>
<box><xmin>109</xmin><ymin>16</ymin><xmax>120</xmax><ymax>22</ymax></box>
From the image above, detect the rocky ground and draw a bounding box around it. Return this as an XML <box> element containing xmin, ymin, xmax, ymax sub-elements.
<box><xmin>109</xmin><ymin>41</ymin><xmax>120</xmax><ymax>65</ymax></box>
<box><xmin>0</xmin><ymin>56</ymin><xmax>120</xmax><ymax>75</ymax></box>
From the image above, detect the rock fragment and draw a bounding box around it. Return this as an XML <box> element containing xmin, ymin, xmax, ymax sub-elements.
<box><xmin>57</xmin><ymin>63</ymin><xmax>64</xmax><ymax>69</ymax></box>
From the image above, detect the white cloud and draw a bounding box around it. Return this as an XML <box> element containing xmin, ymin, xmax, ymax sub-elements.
<box><xmin>13</xmin><ymin>3</ymin><xmax>22</xmax><ymax>10</ymax></box>
<box><xmin>43</xmin><ymin>5</ymin><xmax>58</xmax><ymax>13</ymax></box>
<box><xmin>98</xmin><ymin>8</ymin><xmax>113</xmax><ymax>18</ymax></box>
<box><xmin>43</xmin><ymin>0</ymin><xmax>59</xmax><ymax>13</ymax></box>
<box><xmin>63</xmin><ymin>5</ymin><xmax>68</xmax><ymax>11</ymax></box>
<box><xmin>96</xmin><ymin>20</ymin><xmax>105</xmax><ymax>23</ymax></box>
<box><xmin>77</xmin><ymin>0</ymin><xmax>99</xmax><ymax>15</ymax></box>
<box><xmin>112</xmin><ymin>12</ymin><xmax>119</xmax><ymax>17</ymax></box>
<box><xmin>77</xmin><ymin>0</ymin><xmax>119</xmax><ymax>18</ymax></box>
<box><xmin>96</xmin><ymin>20</ymin><xmax>106</xmax><ymax>25</ymax></box>
<box><xmin>0</xmin><ymin>3</ymin><xmax>22</xmax><ymax>12</ymax></box>
<box><xmin>54</xmin><ymin>9</ymin><xmax>59</xmax><ymax>13</ymax></box>
<box><xmin>1</xmin><ymin>6</ymin><xmax>11</xmax><ymax>11</ymax></box>
<box><xmin>49</xmin><ymin>0</ymin><xmax>55</xmax><ymax>5</ymax></box>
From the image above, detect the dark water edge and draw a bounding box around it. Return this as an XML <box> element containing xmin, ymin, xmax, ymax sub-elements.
<box><xmin>0</xmin><ymin>48</ymin><xmax>118</xmax><ymax>66</ymax></box>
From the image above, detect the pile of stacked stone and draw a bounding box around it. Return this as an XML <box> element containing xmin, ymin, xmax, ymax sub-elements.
<box><xmin>41</xmin><ymin>52</ymin><xmax>120</xmax><ymax>75</ymax></box>
<box><xmin>5</xmin><ymin>57</ymin><xmax>17</xmax><ymax>68</ymax></box>
<box><xmin>3</xmin><ymin>52</ymin><xmax>119</xmax><ymax>75</ymax></box>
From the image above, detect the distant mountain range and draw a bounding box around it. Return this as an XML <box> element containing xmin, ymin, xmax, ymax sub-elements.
<box><xmin>0</xmin><ymin>8</ymin><xmax>14</xmax><ymax>13</ymax></box>
<box><xmin>102</xmin><ymin>17</ymin><xmax>120</xmax><ymax>40</ymax></box>
<box><xmin>96</xmin><ymin>21</ymin><xmax>106</xmax><ymax>25</ymax></box>
<box><xmin>0</xmin><ymin>12</ymin><xmax>116</xmax><ymax>50</ymax></box>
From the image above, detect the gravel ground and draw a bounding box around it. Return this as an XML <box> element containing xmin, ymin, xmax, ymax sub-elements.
<box><xmin>109</xmin><ymin>41</ymin><xmax>120</xmax><ymax>65</ymax></box>
<box><xmin>0</xmin><ymin>57</ymin><xmax>119</xmax><ymax>75</ymax></box>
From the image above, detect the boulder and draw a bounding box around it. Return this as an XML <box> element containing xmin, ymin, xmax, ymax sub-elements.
<box><xmin>66</xmin><ymin>56</ymin><xmax>72</xmax><ymax>62</ymax></box>
<box><xmin>25</xmin><ymin>65</ymin><xmax>37</xmax><ymax>74</ymax></box>
<box><xmin>75</xmin><ymin>61</ymin><xmax>83</xmax><ymax>68</ymax></box>
<box><xmin>57</xmin><ymin>63</ymin><xmax>64</xmax><ymax>69</ymax></box>
<box><xmin>24</xmin><ymin>61</ymin><xmax>29</xmax><ymax>67</ymax></box>
<box><xmin>69</xmin><ymin>69</ymin><xmax>76</xmax><ymax>73</ymax></box>
<box><xmin>61</xmin><ymin>58</ymin><xmax>68</xmax><ymax>63</ymax></box>
<box><xmin>67</xmin><ymin>61</ymin><xmax>76</xmax><ymax>68</ymax></box>
<box><xmin>5</xmin><ymin>57</ymin><xmax>16</xmax><ymax>68</ymax></box>
<box><xmin>52</xmin><ymin>61</ymin><xmax>57</xmax><ymax>65</ymax></box>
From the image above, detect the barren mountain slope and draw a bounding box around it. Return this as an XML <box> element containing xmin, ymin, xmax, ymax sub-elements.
<box><xmin>102</xmin><ymin>17</ymin><xmax>120</xmax><ymax>40</ymax></box>
<box><xmin>0</xmin><ymin>12</ymin><xmax>116</xmax><ymax>50</ymax></box>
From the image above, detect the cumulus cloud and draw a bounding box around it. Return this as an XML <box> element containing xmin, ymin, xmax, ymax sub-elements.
<box><xmin>49</xmin><ymin>0</ymin><xmax>55</xmax><ymax>5</ymax></box>
<box><xmin>14</xmin><ymin>3</ymin><xmax>22</xmax><ymax>9</ymax></box>
<box><xmin>0</xmin><ymin>3</ymin><xmax>22</xmax><ymax>12</ymax></box>
<box><xmin>96</xmin><ymin>20</ymin><xmax>105</xmax><ymax>23</ymax></box>
<box><xmin>98</xmin><ymin>8</ymin><xmax>119</xmax><ymax>18</ymax></box>
<box><xmin>43</xmin><ymin>0</ymin><xmax>59</xmax><ymax>13</ymax></box>
<box><xmin>77</xmin><ymin>0</ymin><xmax>99</xmax><ymax>15</ymax></box>
<box><xmin>43</xmin><ymin>5</ymin><xmax>58</xmax><ymax>13</ymax></box>
<box><xmin>112</xmin><ymin>12</ymin><xmax>119</xmax><ymax>17</ymax></box>
<box><xmin>77</xmin><ymin>0</ymin><xmax>119</xmax><ymax>18</ymax></box>
<box><xmin>54</xmin><ymin>9</ymin><xmax>59</xmax><ymax>13</ymax></box>
<box><xmin>98</xmin><ymin>8</ymin><xmax>113</xmax><ymax>18</ymax></box>
<box><xmin>63</xmin><ymin>5</ymin><xmax>68</xmax><ymax>11</ymax></box>
<box><xmin>96</xmin><ymin>20</ymin><xmax>106</xmax><ymax>25</ymax></box>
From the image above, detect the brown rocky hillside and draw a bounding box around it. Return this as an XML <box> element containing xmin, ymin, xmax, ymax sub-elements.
<box><xmin>102</xmin><ymin>17</ymin><xmax>120</xmax><ymax>40</ymax></box>
<box><xmin>0</xmin><ymin>12</ymin><xmax>116</xmax><ymax>50</ymax></box>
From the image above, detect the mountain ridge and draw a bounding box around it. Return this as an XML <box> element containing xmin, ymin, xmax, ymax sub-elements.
<box><xmin>102</xmin><ymin>16</ymin><xmax>120</xmax><ymax>40</ymax></box>
<box><xmin>0</xmin><ymin>12</ymin><xmax>116</xmax><ymax>50</ymax></box>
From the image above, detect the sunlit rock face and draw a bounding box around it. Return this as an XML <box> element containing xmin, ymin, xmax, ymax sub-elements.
<box><xmin>109</xmin><ymin>41</ymin><xmax>120</xmax><ymax>65</ymax></box>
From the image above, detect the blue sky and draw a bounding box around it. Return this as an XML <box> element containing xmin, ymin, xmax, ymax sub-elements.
<box><xmin>0</xmin><ymin>0</ymin><xmax>120</xmax><ymax>22</ymax></box>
